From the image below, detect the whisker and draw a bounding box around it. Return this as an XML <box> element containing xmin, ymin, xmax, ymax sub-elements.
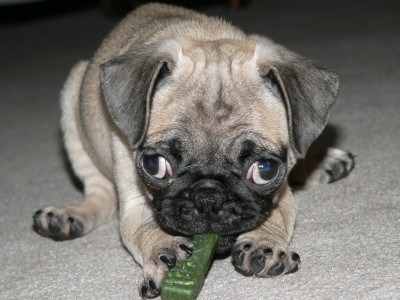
<box><xmin>276</xmin><ymin>205</ymin><xmax>288</xmax><ymax>234</ymax></box>
<box><xmin>131</xmin><ymin>217</ymin><xmax>157</xmax><ymax>239</ymax></box>
<box><xmin>258</xmin><ymin>223</ymin><xmax>290</xmax><ymax>246</ymax></box>
<box><xmin>142</xmin><ymin>222</ymin><xmax>161</xmax><ymax>245</ymax></box>
<box><xmin>278</xmin><ymin>199</ymin><xmax>308</xmax><ymax>219</ymax></box>
<box><xmin>265</xmin><ymin>220</ymin><xmax>296</xmax><ymax>244</ymax></box>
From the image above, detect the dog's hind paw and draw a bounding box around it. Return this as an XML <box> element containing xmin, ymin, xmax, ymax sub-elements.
<box><xmin>290</xmin><ymin>147</ymin><xmax>355</xmax><ymax>186</ymax></box>
<box><xmin>309</xmin><ymin>148</ymin><xmax>355</xmax><ymax>184</ymax></box>
<box><xmin>32</xmin><ymin>206</ymin><xmax>84</xmax><ymax>240</ymax></box>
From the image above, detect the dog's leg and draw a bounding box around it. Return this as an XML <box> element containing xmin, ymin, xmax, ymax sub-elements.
<box><xmin>289</xmin><ymin>147</ymin><xmax>355</xmax><ymax>187</ymax></box>
<box><xmin>120</xmin><ymin>202</ymin><xmax>193</xmax><ymax>298</ymax></box>
<box><xmin>33</xmin><ymin>61</ymin><xmax>117</xmax><ymax>240</ymax></box>
<box><xmin>112</xmin><ymin>136</ymin><xmax>193</xmax><ymax>299</ymax></box>
<box><xmin>232</xmin><ymin>184</ymin><xmax>301</xmax><ymax>276</ymax></box>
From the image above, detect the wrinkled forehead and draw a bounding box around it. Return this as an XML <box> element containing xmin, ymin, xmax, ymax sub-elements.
<box><xmin>180</xmin><ymin>39</ymin><xmax>256</xmax><ymax>62</ymax></box>
<box><xmin>146</xmin><ymin>39</ymin><xmax>289</xmax><ymax>156</ymax></box>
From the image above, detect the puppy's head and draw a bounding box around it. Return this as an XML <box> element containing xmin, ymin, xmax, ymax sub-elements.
<box><xmin>100</xmin><ymin>37</ymin><xmax>338</xmax><ymax>252</ymax></box>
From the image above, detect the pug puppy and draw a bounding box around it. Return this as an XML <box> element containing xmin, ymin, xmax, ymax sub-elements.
<box><xmin>32</xmin><ymin>3</ymin><xmax>354</xmax><ymax>298</ymax></box>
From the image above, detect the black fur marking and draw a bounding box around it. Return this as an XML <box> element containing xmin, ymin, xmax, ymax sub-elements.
<box><xmin>238</xmin><ymin>140</ymin><xmax>257</xmax><ymax>164</ymax></box>
<box><xmin>264</xmin><ymin>70</ymin><xmax>285</xmax><ymax>101</ymax></box>
<box><xmin>239</xmin><ymin>140</ymin><xmax>287</xmax><ymax>170</ymax></box>
<box><xmin>195</xmin><ymin>101</ymin><xmax>208</xmax><ymax>119</ymax></box>
<box><xmin>167</xmin><ymin>138</ymin><xmax>183</xmax><ymax>162</ymax></box>
<box><xmin>276</xmin><ymin>146</ymin><xmax>288</xmax><ymax>162</ymax></box>
<box><xmin>270</xmin><ymin>60</ymin><xmax>339</xmax><ymax>158</ymax></box>
<box><xmin>259</xmin><ymin>52</ymin><xmax>339</xmax><ymax>159</ymax></box>
<box><xmin>100</xmin><ymin>41</ymin><xmax>176</xmax><ymax>148</ymax></box>
<box><xmin>213</xmin><ymin>89</ymin><xmax>233</xmax><ymax>122</ymax></box>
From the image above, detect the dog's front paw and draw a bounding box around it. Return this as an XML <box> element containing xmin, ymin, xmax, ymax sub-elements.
<box><xmin>232</xmin><ymin>238</ymin><xmax>300</xmax><ymax>277</ymax></box>
<box><xmin>139</xmin><ymin>237</ymin><xmax>193</xmax><ymax>299</ymax></box>
<box><xmin>32</xmin><ymin>206</ymin><xmax>84</xmax><ymax>241</ymax></box>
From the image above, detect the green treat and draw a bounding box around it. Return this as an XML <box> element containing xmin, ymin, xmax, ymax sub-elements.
<box><xmin>161</xmin><ymin>234</ymin><xmax>219</xmax><ymax>300</ymax></box>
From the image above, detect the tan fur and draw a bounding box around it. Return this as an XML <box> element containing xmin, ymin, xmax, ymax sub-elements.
<box><xmin>60</xmin><ymin>61</ymin><xmax>117</xmax><ymax>234</ymax></box>
<box><xmin>33</xmin><ymin>3</ymin><xmax>353</xmax><ymax>297</ymax></box>
<box><xmin>147</xmin><ymin>39</ymin><xmax>288</xmax><ymax>147</ymax></box>
<box><xmin>63</xmin><ymin>2</ymin><xmax>294</xmax><ymax>287</ymax></box>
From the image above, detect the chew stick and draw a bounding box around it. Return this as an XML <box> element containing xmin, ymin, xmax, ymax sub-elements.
<box><xmin>161</xmin><ymin>234</ymin><xmax>219</xmax><ymax>300</ymax></box>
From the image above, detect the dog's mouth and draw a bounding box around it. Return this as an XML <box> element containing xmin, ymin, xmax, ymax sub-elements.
<box><xmin>162</xmin><ymin>225</ymin><xmax>238</xmax><ymax>255</ymax></box>
<box><xmin>152</xmin><ymin>178</ymin><xmax>273</xmax><ymax>255</ymax></box>
<box><xmin>157</xmin><ymin>204</ymin><xmax>266</xmax><ymax>255</ymax></box>
<box><xmin>159</xmin><ymin>203</ymin><xmax>265</xmax><ymax>235</ymax></box>
<box><xmin>214</xmin><ymin>235</ymin><xmax>238</xmax><ymax>255</ymax></box>
<box><xmin>155</xmin><ymin>194</ymin><xmax>269</xmax><ymax>256</ymax></box>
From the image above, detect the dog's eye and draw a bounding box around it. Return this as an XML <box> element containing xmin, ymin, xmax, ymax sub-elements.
<box><xmin>142</xmin><ymin>155</ymin><xmax>172</xmax><ymax>179</ymax></box>
<box><xmin>246</xmin><ymin>159</ymin><xmax>279</xmax><ymax>185</ymax></box>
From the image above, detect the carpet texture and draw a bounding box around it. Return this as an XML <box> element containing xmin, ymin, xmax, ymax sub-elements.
<box><xmin>1</xmin><ymin>0</ymin><xmax>399</xmax><ymax>299</ymax></box>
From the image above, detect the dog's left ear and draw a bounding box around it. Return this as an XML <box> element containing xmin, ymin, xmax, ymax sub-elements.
<box><xmin>255</xmin><ymin>39</ymin><xmax>339</xmax><ymax>159</ymax></box>
<box><xmin>100</xmin><ymin>39</ymin><xmax>180</xmax><ymax>148</ymax></box>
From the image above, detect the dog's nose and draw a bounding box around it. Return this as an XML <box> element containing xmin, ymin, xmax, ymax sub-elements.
<box><xmin>190</xmin><ymin>179</ymin><xmax>226</xmax><ymax>215</ymax></box>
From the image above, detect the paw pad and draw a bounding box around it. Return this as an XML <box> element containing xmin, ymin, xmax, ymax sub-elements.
<box><xmin>159</xmin><ymin>254</ymin><xmax>176</xmax><ymax>269</ymax></box>
<box><xmin>179</xmin><ymin>244</ymin><xmax>193</xmax><ymax>258</ymax></box>
<box><xmin>140</xmin><ymin>280</ymin><xmax>160</xmax><ymax>299</ymax></box>
<box><xmin>32</xmin><ymin>207</ymin><xmax>83</xmax><ymax>240</ymax></box>
<box><xmin>139</xmin><ymin>237</ymin><xmax>193</xmax><ymax>298</ymax></box>
<box><xmin>232</xmin><ymin>240</ymin><xmax>300</xmax><ymax>277</ymax></box>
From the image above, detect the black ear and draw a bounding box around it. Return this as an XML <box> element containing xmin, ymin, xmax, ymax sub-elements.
<box><xmin>261</xmin><ymin>52</ymin><xmax>339</xmax><ymax>158</ymax></box>
<box><xmin>100</xmin><ymin>40</ymin><xmax>179</xmax><ymax>148</ymax></box>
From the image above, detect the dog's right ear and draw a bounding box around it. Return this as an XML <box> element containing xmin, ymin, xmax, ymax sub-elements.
<box><xmin>100</xmin><ymin>40</ymin><xmax>181</xmax><ymax>148</ymax></box>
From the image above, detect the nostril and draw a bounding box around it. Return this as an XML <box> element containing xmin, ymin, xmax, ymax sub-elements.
<box><xmin>195</xmin><ymin>202</ymin><xmax>205</xmax><ymax>214</ymax></box>
<box><xmin>192</xmin><ymin>195</ymin><xmax>206</xmax><ymax>212</ymax></box>
<box><xmin>212</xmin><ymin>200</ymin><xmax>223</xmax><ymax>213</ymax></box>
<box><xmin>211</xmin><ymin>205</ymin><xmax>220</xmax><ymax>214</ymax></box>
<box><xmin>190</xmin><ymin>190</ymin><xmax>225</xmax><ymax>215</ymax></box>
